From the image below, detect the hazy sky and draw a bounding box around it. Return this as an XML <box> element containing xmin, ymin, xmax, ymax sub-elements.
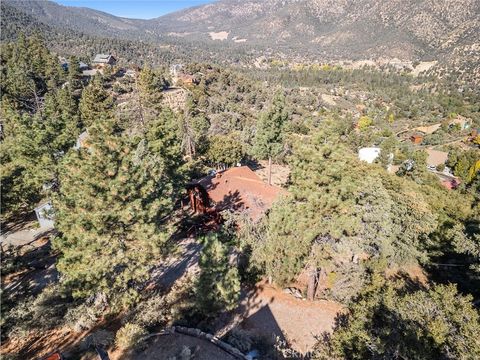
<box><xmin>54</xmin><ymin>0</ymin><xmax>216</xmax><ymax>19</ymax></box>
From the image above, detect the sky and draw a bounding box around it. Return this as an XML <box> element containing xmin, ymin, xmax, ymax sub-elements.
<box><xmin>54</xmin><ymin>0</ymin><xmax>216</xmax><ymax>19</ymax></box>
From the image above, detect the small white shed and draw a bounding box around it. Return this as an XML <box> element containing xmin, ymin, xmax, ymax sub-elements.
<box><xmin>34</xmin><ymin>202</ymin><xmax>55</xmax><ymax>229</ymax></box>
<box><xmin>358</xmin><ymin>147</ymin><xmax>381</xmax><ymax>164</ymax></box>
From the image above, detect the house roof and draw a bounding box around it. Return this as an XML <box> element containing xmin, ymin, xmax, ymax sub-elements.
<box><xmin>193</xmin><ymin>166</ymin><xmax>287</xmax><ymax>221</ymax></box>
<box><xmin>178</xmin><ymin>74</ymin><xmax>195</xmax><ymax>82</ymax></box>
<box><xmin>82</xmin><ymin>69</ymin><xmax>100</xmax><ymax>77</ymax></box>
<box><xmin>441</xmin><ymin>179</ymin><xmax>460</xmax><ymax>190</ymax></box>
<box><xmin>358</xmin><ymin>147</ymin><xmax>381</xmax><ymax>164</ymax></box>
<box><xmin>426</xmin><ymin>149</ymin><xmax>449</xmax><ymax>167</ymax></box>
<box><xmin>93</xmin><ymin>54</ymin><xmax>115</xmax><ymax>63</ymax></box>
<box><xmin>413</xmin><ymin>123</ymin><xmax>441</xmax><ymax>135</ymax></box>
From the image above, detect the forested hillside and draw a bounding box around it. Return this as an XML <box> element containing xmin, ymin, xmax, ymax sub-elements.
<box><xmin>3</xmin><ymin>0</ymin><xmax>480</xmax><ymax>86</ymax></box>
<box><xmin>1</xmin><ymin>1</ymin><xmax>480</xmax><ymax>358</ymax></box>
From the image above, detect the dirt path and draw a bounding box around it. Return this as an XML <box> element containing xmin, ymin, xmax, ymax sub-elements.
<box><xmin>218</xmin><ymin>281</ymin><xmax>343</xmax><ymax>354</ymax></box>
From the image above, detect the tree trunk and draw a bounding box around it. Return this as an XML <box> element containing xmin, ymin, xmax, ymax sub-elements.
<box><xmin>268</xmin><ymin>156</ymin><xmax>272</xmax><ymax>185</ymax></box>
<box><xmin>315</xmin><ymin>268</ymin><xmax>327</xmax><ymax>299</ymax></box>
<box><xmin>307</xmin><ymin>266</ymin><xmax>318</xmax><ymax>301</ymax></box>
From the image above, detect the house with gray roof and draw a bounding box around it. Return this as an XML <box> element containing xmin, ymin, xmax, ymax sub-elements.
<box><xmin>92</xmin><ymin>54</ymin><xmax>116</xmax><ymax>67</ymax></box>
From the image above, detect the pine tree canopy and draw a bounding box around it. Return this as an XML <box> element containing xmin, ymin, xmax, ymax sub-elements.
<box><xmin>53</xmin><ymin>110</ymin><xmax>185</xmax><ymax>308</ymax></box>
<box><xmin>314</xmin><ymin>277</ymin><xmax>480</xmax><ymax>359</ymax></box>
<box><xmin>253</xmin><ymin>91</ymin><xmax>287</xmax><ymax>160</ymax></box>
<box><xmin>196</xmin><ymin>233</ymin><xmax>240</xmax><ymax>316</ymax></box>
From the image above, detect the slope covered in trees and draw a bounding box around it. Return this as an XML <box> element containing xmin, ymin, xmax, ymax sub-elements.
<box><xmin>3</xmin><ymin>0</ymin><xmax>480</xmax><ymax>87</ymax></box>
<box><xmin>1</xmin><ymin>32</ymin><xmax>479</xmax><ymax>359</ymax></box>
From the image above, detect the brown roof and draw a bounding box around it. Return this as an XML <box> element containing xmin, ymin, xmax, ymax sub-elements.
<box><xmin>413</xmin><ymin>123</ymin><xmax>441</xmax><ymax>135</ymax></box>
<box><xmin>195</xmin><ymin>166</ymin><xmax>286</xmax><ymax>221</ymax></box>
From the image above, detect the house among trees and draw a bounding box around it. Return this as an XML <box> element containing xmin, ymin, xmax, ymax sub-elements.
<box><xmin>410</xmin><ymin>134</ymin><xmax>424</xmax><ymax>144</ymax></box>
<box><xmin>358</xmin><ymin>147</ymin><xmax>381</xmax><ymax>163</ymax></box>
<box><xmin>82</xmin><ymin>69</ymin><xmax>100</xmax><ymax>77</ymax></box>
<box><xmin>59</xmin><ymin>57</ymin><xmax>89</xmax><ymax>71</ymax></box>
<box><xmin>74</xmin><ymin>130</ymin><xmax>89</xmax><ymax>149</ymax></box>
<box><xmin>413</xmin><ymin>123</ymin><xmax>442</xmax><ymax>135</ymax></box>
<box><xmin>186</xmin><ymin>166</ymin><xmax>285</xmax><ymax>222</ymax></box>
<box><xmin>79</xmin><ymin>61</ymin><xmax>89</xmax><ymax>70</ymax></box>
<box><xmin>449</xmin><ymin>116</ymin><xmax>471</xmax><ymax>130</ymax></box>
<box><xmin>92</xmin><ymin>54</ymin><xmax>116</xmax><ymax>68</ymax></box>
<box><xmin>34</xmin><ymin>201</ymin><xmax>55</xmax><ymax>228</ymax></box>
<box><xmin>177</xmin><ymin>73</ymin><xmax>197</xmax><ymax>85</ymax></box>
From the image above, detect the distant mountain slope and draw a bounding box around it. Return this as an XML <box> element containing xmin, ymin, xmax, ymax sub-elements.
<box><xmin>149</xmin><ymin>0</ymin><xmax>480</xmax><ymax>60</ymax></box>
<box><xmin>3</xmin><ymin>0</ymin><xmax>479</xmax><ymax>84</ymax></box>
<box><xmin>3</xmin><ymin>0</ymin><xmax>151</xmax><ymax>40</ymax></box>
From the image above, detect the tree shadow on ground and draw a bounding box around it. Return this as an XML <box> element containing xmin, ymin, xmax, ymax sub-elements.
<box><xmin>0</xmin><ymin>211</ymin><xmax>37</xmax><ymax>236</ymax></box>
<box><xmin>424</xmin><ymin>252</ymin><xmax>480</xmax><ymax>301</ymax></box>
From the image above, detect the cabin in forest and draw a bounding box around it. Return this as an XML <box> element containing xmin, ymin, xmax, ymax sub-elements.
<box><xmin>92</xmin><ymin>54</ymin><xmax>117</xmax><ymax>68</ymax></box>
<box><xmin>186</xmin><ymin>166</ymin><xmax>285</xmax><ymax>222</ymax></box>
<box><xmin>410</xmin><ymin>134</ymin><xmax>424</xmax><ymax>144</ymax></box>
<box><xmin>34</xmin><ymin>201</ymin><xmax>54</xmax><ymax>229</ymax></box>
<box><xmin>177</xmin><ymin>74</ymin><xmax>197</xmax><ymax>85</ymax></box>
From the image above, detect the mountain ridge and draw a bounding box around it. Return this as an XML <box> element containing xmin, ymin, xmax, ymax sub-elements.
<box><xmin>3</xmin><ymin>0</ymin><xmax>479</xmax><ymax>84</ymax></box>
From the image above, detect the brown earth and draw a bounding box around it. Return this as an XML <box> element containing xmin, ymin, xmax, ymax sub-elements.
<box><xmin>252</xmin><ymin>160</ymin><xmax>290</xmax><ymax>187</ymax></box>
<box><xmin>227</xmin><ymin>281</ymin><xmax>344</xmax><ymax>354</ymax></box>
<box><xmin>0</xmin><ymin>327</ymin><xmax>87</xmax><ymax>360</ymax></box>
<box><xmin>112</xmin><ymin>333</ymin><xmax>237</xmax><ymax>360</ymax></box>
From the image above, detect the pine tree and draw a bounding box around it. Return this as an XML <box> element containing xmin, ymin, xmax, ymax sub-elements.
<box><xmin>314</xmin><ymin>279</ymin><xmax>480</xmax><ymax>360</ymax></box>
<box><xmin>196</xmin><ymin>233</ymin><xmax>240</xmax><ymax>316</ymax></box>
<box><xmin>79</xmin><ymin>76</ymin><xmax>114</xmax><ymax>127</ymax></box>
<box><xmin>253</xmin><ymin>92</ymin><xmax>287</xmax><ymax>184</ymax></box>
<box><xmin>207</xmin><ymin>133</ymin><xmax>243</xmax><ymax>168</ymax></box>
<box><xmin>0</xmin><ymin>106</ymin><xmax>46</xmax><ymax>215</ymax></box>
<box><xmin>246</xmin><ymin>123</ymin><xmax>439</xmax><ymax>302</ymax></box>
<box><xmin>180</xmin><ymin>97</ymin><xmax>209</xmax><ymax>160</ymax></box>
<box><xmin>67</xmin><ymin>56</ymin><xmax>82</xmax><ymax>90</ymax></box>
<box><xmin>53</xmin><ymin>112</ymin><xmax>184</xmax><ymax>308</ymax></box>
<box><xmin>0</xmin><ymin>79</ymin><xmax>79</xmax><ymax>216</ymax></box>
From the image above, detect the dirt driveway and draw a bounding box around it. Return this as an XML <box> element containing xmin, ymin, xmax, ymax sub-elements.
<box><xmin>222</xmin><ymin>281</ymin><xmax>344</xmax><ymax>354</ymax></box>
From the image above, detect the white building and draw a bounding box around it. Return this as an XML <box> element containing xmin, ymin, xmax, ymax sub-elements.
<box><xmin>34</xmin><ymin>202</ymin><xmax>55</xmax><ymax>229</ymax></box>
<box><xmin>74</xmin><ymin>130</ymin><xmax>89</xmax><ymax>150</ymax></box>
<box><xmin>358</xmin><ymin>147</ymin><xmax>381</xmax><ymax>164</ymax></box>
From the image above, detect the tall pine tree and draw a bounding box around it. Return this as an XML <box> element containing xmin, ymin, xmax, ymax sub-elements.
<box><xmin>253</xmin><ymin>92</ymin><xmax>287</xmax><ymax>184</ymax></box>
<box><xmin>79</xmin><ymin>76</ymin><xmax>114</xmax><ymax>127</ymax></box>
<box><xmin>196</xmin><ymin>233</ymin><xmax>240</xmax><ymax>316</ymax></box>
<box><xmin>53</xmin><ymin>110</ymin><xmax>184</xmax><ymax>308</ymax></box>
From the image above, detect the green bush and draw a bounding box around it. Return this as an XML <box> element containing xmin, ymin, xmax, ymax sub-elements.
<box><xmin>65</xmin><ymin>303</ymin><xmax>100</xmax><ymax>332</ymax></box>
<box><xmin>4</xmin><ymin>286</ymin><xmax>70</xmax><ymax>338</ymax></box>
<box><xmin>122</xmin><ymin>295</ymin><xmax>169</xmax><ymax>330</ymax></box>
<box><xmin>115</xmin><ymin>323</ymin><xmax>147</xmax><ymax>350</ymax></box>
<box><xmin>436</xmin><ymin>163</ymin><xmax>445</xmax><ymax>172</ymax></box>
<box><xmin>357</xmin><ymin>116</ymin><xmax>373</xmax><ymax>131</ymax></box>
